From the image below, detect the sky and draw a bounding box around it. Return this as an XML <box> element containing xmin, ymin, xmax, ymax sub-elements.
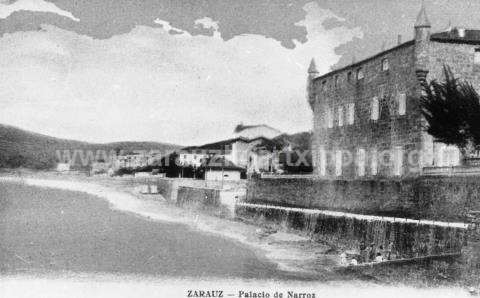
<box><xmin>0</xmin><ymin>0</ymin><xmax>479</xmax><ymax>146</ymax></box>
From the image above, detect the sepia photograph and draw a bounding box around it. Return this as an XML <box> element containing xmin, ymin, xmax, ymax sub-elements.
<box><xmin>0</xmin><ymin>0</ymin><xmax>480</xmax><ymax>297</ymax></box>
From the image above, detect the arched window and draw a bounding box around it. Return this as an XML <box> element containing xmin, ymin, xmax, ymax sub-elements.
<box><xmin>357</xmin><ymin>68</ymin><xmax>364</xmax><ymax>80</ymax></box>
<box><xmin>382</xmin><ymin>58</ymin><xmax>389</xmax><ymax>71</ymax></box>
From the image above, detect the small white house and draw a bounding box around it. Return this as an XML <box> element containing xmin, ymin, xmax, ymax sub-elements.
<box><xmin>178</xmin><ymin>151</ymin><xmax>208</xmax><ymax>167</ymax></box>
<box><xmin>56</xmin><ymin>163</ymin><xmax>71</xmax><ymax>172</ymax></box>
<box><xmin>204</xmin><ymin>157</ymin><xmax>244</xmax><ymax>181</ymax></box>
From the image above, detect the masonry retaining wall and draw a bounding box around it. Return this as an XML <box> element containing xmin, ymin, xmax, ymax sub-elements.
<box><xmin>235</xmin><ymin>203</ymin><xmax>469</xmax><ymax>260</ymax></box>
<box><xmin>246</xmin><ymin>176</ymin><xmax>480</xmax><ymax>222</ymax></box>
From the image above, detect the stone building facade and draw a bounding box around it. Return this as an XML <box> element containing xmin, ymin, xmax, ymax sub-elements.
<box><xmin>307</xmin><ymin>4</ymin><xmax>480</xmax><ymax>179</ymax></box>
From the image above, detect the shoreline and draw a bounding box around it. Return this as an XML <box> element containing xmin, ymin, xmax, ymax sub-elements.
<box><xmin>1</xmin><ymin>172</ymin><xmax>476</xmax><ymax>291</ymax></box>
<box><xmin>0</xmin><ymin>174</ymin><xmax>338</xmax><ymax>278</ymax></box>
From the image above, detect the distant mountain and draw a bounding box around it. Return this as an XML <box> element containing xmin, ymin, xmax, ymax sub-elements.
<box><xmin>273</xmin><ymin>131</ymin><xmax>313</xmax><ymax>173</ymax></box>
<box><xmin>272</xmin><ymin>131</ymin><xmax>312</xmax><ymax>150</ymax></box>
<box><xmin>0</xmin><ymin>124</ymin><xmax>181</xmax><ymax>170</ymax></box>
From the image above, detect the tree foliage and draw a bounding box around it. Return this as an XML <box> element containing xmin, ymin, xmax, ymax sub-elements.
<box><xmin>420</xmin><ymin>66</ymin><xmax>480</xmax><ymax>151</ymax></box>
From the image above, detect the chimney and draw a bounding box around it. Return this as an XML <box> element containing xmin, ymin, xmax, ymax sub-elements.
<box><xmin>397</xmin><ymin>34</ymin><xmax>402</xmax><ymax>45</ymax></box>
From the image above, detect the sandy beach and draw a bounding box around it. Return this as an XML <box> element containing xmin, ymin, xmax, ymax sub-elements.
<box><xmin>0</xmin><ymin>174</ymin><xmax>473</xmax><ymax>298</ymax></box>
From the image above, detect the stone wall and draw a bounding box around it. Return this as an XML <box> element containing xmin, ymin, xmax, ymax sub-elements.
<box><xmin>309</xmin><ymin>30</ymin><xmax>480</xmax><ymax>180</ymax></box>
<box><xmin>311</xmin><ymin>42</ymin><xmax>423</xmax><ymax>179</ymax></box>
<box><xmin>176</xmin><ymin>186</ymin><xmax>221</xmax><ymax>207</ymax></box>
<box><xmin>245</xmin><ymin>177</ymin><xmax>480</xmax><ymax>222</ymax></box>
<box><xmin>428</xmin><ymin>41</ymin><xmax>480</xmax><ymax>86</ymax></box>
<box><xmin>235</xmin><ymin>203</ymin><xmax>467</xmax><ymax>261</ymax></box>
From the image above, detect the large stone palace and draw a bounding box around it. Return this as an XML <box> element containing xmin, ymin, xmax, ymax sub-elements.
<box><xmin>307</xmin><ymin>3</ymin><xmax>480</xmax><ymax>179</ymax></box>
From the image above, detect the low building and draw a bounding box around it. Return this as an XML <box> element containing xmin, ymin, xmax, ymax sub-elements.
<box><xmin>90</xmin><ymin>162</ymin><xmax>111</xmax><ymax>175</ymax></box>
<box><xmin>112</xmin><ymin>152</ymin><xmax>163</xmax><ymax>171</ymax></box>
<box><xmin>204</xmin><ymin>157</ymin><xmax>244</xmax><ymax>181</ymax></box>
<box><xmin>177</xmin><ymin>151</ymin><xmax>208</xmax><ymax>167</ymax></box>
<box><xmin>183</xmin><ymin>136</ymin><xmax>283</xmax><ymax>174</ymax></box>
<box><xmin>56</xmin><ymin>162</ymin><xmax>71</xmax><ymax>172</ymax></box>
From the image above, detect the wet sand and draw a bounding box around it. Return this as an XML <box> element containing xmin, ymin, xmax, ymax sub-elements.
<box><xmin>0</xmin><ymin>181</ymin><xmax>285</xmax><ymax>279</ymax></box>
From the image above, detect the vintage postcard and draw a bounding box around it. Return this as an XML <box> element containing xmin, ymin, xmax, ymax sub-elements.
<box><xmin>0</xmin><ymin>0</ymin><xmax>479</xmax><ymax>297</ymax></box>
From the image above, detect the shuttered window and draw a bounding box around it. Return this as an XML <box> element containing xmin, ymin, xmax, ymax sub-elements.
<box><xmin>370</xmin><ymin>149</ymin><xmax>378</xmax><ymax>175</ymax></box>
<box><xmin>326</xmin><ymin>107</ymin><xmax>333</xmax><ymax>128</ymax></box>
<box><xmin>347</xmin><ymin>103</ymin><xmax>355</xmax><ymax>125</ymax></box>
<box><xmin>393</xmin><ymin>146</ymin><xmax>403</xmax><ymax>176</ymax></box>
<box><xmin>335</xmin><ymin>150</ymin><xmax>342</xmax><ymax>176</ymax></box>
<box><xmin>371</xmin><ymin>97</ymin><xmax>379</xmax><ymax>120</ymax></box>
<box><xmin>357</xmin><ymin>148</ymin><xmax>366</xmax><ymax>177</ymax></box>
<box><xmin>338</xmin><ymin>106</ymin><xmax>344</xmax><ymax>127</ymax></box>
<box><xmin>398</xmin><ymin>93</ymin><xmax>406</xmax><ymax>115</ymax></box>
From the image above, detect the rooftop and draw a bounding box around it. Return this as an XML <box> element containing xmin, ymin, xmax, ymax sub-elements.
<box><xmin>313</xmin><ymin>28</ymin><xmax>480</xmax><ymax>82</ymax></box>
<box><xmin>431</xmin><ymin>28</ymin><xmax>480</xmax><ymax>45</ymax></box>
<box><xmin>233</xmin><ymin>123</ymin><xmax>281</xmax><ymax>134</ymax></box>
<box><xmin>181</xmin><ymin>136</ymin><xmax>281</xmax><ymax>152</ymax></box>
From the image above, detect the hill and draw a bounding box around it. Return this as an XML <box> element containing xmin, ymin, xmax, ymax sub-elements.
<box><xmin>0</xmin><ymin>124</ymin><xmax>181</xmax><ymax>170</ymax></box>
<box><xmin>272</xmin><ymin>131</ymin><xmax>312</xmax><ymax>150</ymax></box>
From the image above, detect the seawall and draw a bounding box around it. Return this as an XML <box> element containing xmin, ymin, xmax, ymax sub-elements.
<box><xmin>141</xmin><ymin>176</ymin><xmax>478</xmax><ymax>283</ymax></box>
<box><xmin>235</xmin><ymin>203</ymin><xmax>469</xmax><ymax>260</ymax></box>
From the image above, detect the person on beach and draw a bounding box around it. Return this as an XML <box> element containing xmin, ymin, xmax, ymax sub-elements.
<box><xmin>359</xmin><ymin>242</ymin><xmax>367</xmax><ymax>263</ymax></box>
<box><xmin>386</xmin><ymin>241</ymin><xmax>395</xmax><ymax>260</ymax></box>
<box><xmin>375</xmin><ymin>252</ymin><xmax>384</xmax><ymax>262</ymax></box>
<box><xmin>368</xmin><ymin>243</ymin><xmax>376</xmax><ymax>262</ymax></box>
<box><xmin>340</xmin><ymin>252</ymin><xmax>348</xmax><ymax>266</ymax></box>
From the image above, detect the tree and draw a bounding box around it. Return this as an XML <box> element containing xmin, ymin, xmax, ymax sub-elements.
<box><xmin>159</xmin><ymin>152</ymin><xmax>181</xmax><ymax>178</ymax></box>
<box><xmin>420</xmin><ymin>66</ymin><xmax>480</xmax><ymax>154</ymax></box>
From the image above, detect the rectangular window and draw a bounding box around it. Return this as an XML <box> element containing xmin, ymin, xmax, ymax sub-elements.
<box><xmin>398</xmin><ymin>93</ymin><xmax>406</xmax><ymax>115</ymax></box>
<box><xmin>370</xmin><ymin>149</ymin><xmax>378</xmax><ymax>175</ymax></box>
<box><xmin>382</xmin><ymin>58</ymin><xmax>389</xmax><ymax>71</ymax></box>
<box><xmin>319</xmin><ymin>146</ymin><xmax>326</xmax><ymax>176</ymax></box>
<box><xmin>338</xmin><ymin>106</ymin><xmax>344</xmax><ymax>127</ymax></box>
<box><xmin>335</xmin><ymin>150</ymin><xmax>342</xmax><ymax>176</ymax></box>
<box><xmin>475</xmin><ymin>49</ymin><xmax>480</xmax><ymax>65</ymax></box>
<box><xmin>347</xmin><ymin>103</ymin><xmax>355</xmax><ymax>125</ymax></box>
<box><xmin>357</xmin><ymin>68</ymin><xmax>364</xmax><ymax>80</ymax></box>
<box><xmin>357</xmin><ymin>148</ymin><xmax>366</xmax><ymax>177</ymax></box>
<box><xmin>371</xmin><ymin>97</ymin><xmax>379</xmax><ymax>120</ymax></box>
<box><xmin>326</xmin><ymin>107</ymin><xmax>333</xmax><ymax>128</ymax></box>
<box><xmin>393</xmin><ymin>146</ymin><xmax>403</xmax><ymax>176</ymax></box>
<box><xmin>379</xmin><ymin>85</ymin><xmax>385</xmax><ymax>99</ymax></box>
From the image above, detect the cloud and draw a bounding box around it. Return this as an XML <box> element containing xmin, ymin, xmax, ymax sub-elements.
<box><xmin>0</xmin><ymin>0</ymin><xmax>79</xmax><ymax>21</ymax></box>
<box><xmin>0</xmin><ymin>2</ymin><xmax>362</xmax><ymax>145</ymax></box>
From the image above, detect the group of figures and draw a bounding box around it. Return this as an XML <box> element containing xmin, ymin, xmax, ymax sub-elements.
<box><xmin>340</xmin><ymin>241</ymin><xmax>396</xmax><ymax>266</ymax></box>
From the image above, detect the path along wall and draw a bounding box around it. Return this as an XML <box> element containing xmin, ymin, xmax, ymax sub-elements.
<box><xmin>246</xmin><ymin>176</ymin><xmax>480</xmax><ymax>222</ymax></box>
